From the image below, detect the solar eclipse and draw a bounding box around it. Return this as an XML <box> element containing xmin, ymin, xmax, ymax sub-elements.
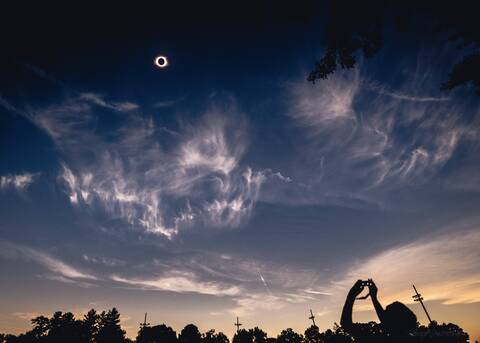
<box><xmin>154</xmin><ymin>56</ymin><xmax>168</xmax><ymax>68</ymax></box>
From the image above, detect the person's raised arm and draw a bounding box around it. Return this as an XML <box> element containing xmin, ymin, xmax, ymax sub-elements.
<box><xmin>368</xmin><ymin>279</ymin><xmax>386</xmax><ymax>324</ymax></box>
<box><xmin>341</xmin><ymin>280</ymin><xmax>364</xmax><ymax>330</ymax></box>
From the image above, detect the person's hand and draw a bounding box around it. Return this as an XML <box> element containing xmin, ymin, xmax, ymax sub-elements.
<box><xmin>368</xmin><ymin>279</ymin><xmax>378</xmax><ymax>299</ymax></box>
<box><xmin>348</xmin><ymin>280</ymin><xmax>364</xmax><ymax>299</ymax></box>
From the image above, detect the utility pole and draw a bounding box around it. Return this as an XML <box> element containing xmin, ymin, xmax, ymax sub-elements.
<box><xmin>308</xmin><ymin>309</ymin><xmax>317</xmax><ymax>327</ymax></box>
<box><xmin>234</xmin><ymin>317</ymin><xmax>242</xmax><ymax>333</ymax></box>
<box><xmin>140</xmin><ymin>312</ymin><xmax>150</xmax><ymax>330</ymax></box>
<box><xmin>412</xmin><ymin>285</ymin><xmax>432</xmax><ymax>323</ymax></box>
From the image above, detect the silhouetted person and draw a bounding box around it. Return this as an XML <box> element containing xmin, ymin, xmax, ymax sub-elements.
<box><xmin>341</xmin><ymin>279</ymin><xmax>417</xmax><ymax>342</ymax></box>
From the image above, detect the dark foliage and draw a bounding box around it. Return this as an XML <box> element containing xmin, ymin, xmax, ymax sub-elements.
<box><xmin>233</xmin><ymin>329</ymin><xmax>253</xmax><ymax>343</ymax></box>
<box><xmin>441</xmin><ymin>53</ymin><xmax>480</xmax><ymax>95</ymax></box>
<box><xmin>82</xmin><ymin>309</ymin><xmax>100</xmax><ymax>343</ymax></box>
<box><xmin>136</xmin><ymin>324</ymin><xmax>177</xmax><ymax>343</ymax></box>
<box><xmin>179</xmin><ymin>324</ymin><xmax>202</xmax><ymax>343</ymax></box>
<box><xmin>232</xmin><ymin>327</ymin><xmax>269</xmax><ymax>343</ymax></box>
<box><xmin>96</xmin><ymin>308</ymin><xmax>126</xmax><ymax>343</ymax></box>
<box><xmin>318</xmin><ymin>324</ymin><xmax>353</xmax><ymax>343</ymax></box>
<box><xmin>308</xmin><ymin>0</ymin><xmax>386</xmax><ymax>82</ymax></box>
<box><xmin>309</xmin><ymin>0</ymin><xmax>480</xmax><ymax>95</ymax></box>
<box><xmin>202</xmin><ymin>330</ymin><xmax>229</xmax><ymax>343</ymax></box>
<box><xmin>0</xmin><ymin>309</ymin><xmax>471</xmax><ymax>343</ymax></box>
<box><xmin>251</xmin><ymin>327</ymin><xmax>268</xmax><ymax>343</ymax></box>
<box><xmin>304</xmin><ymin>325</ymin><xmax>322</xmax><ymax>343</ymax></box>
<box><xmin>276</xmin><ymin>329</ymin><xmax>303</xmax><ymax>343</ymax></box>
<box><xmin>413</xmin><ymin>321</ymin><xmax>470</xmax><ymax>343</ymax></box>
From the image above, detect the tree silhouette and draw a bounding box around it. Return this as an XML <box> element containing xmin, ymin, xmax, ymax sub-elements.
<box><xmin>415</xmin><ymin>321</ymin><xmax>470</xmax><ymax>343</ymax></box>
<box><xmin>308</xmin><ymin>0</ymin><xmax>385</xmax><ymax>82</ymax></box>
<box><xmin>137</xmin><ymin>324</ymin><xmax>177</xmax><ymax>343</ymax></box>
<box><xmin>81</xmin><ymin>309</ymin><xmax>99</xmax><ymax>343</ymax></box>
<box><xmin>0</xmin><ymin>307</ymin><xmax>472</xmax><ymax>343</ymax></box>
<box><xmin>441</xmin><ymin>54</ymin><xmax>480</xmax><ymax>95</ymax></box>
<box><xmin>304</xmin><ymin>325</ymin><xmax>321</xmax><ymax>343</ymax></box>
<box><xmin>179</xmin><ymin>324</ymin><xmax>202</xmax><ymax>343</ymax></box>
<box><xmin>47</xmin><ymin>311</ymin><xmax>82</xmax><ymax>343</ymax></box>
<box><xmin>276</xmin><ymin>329</ymin><xmax>303</xmax><ymax>343</ymax></box>
<box><xmin>233</xmin><ymin>329</ymin><xmax>253</xmax><ymax>343</ymax></box>
<box><xmin>202</xmin><ymin>330</ymin><xmax>229</xmax><ymax>343</ymax></box>
<box><xmin>318</xmin><ymin>325</ymin><xmax>353</xmax><ymax>343</ymax></box>
<box><xmin>249</xmin><ymin>327</ymin><xmax>267</xmax><ymax>343</ymax></box>
<box><xmin>30</xmin><ymin>316</ymin><xmax>50</xmax><ymax>340</ymax></box>
<box><xmin>96</xmin><ymin>308</ymin><xmax>126</xmax><ymax>343</ymax></box>
<box><xmin>308</xmin><ymin>0</ymin><xmax>480</xmax><ymax>96</ymax></box>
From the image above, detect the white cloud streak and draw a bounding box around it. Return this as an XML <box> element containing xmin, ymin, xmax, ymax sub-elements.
<box><xmin>287</xmin><ymin>70</ymin><xmax>359</xmax><ymax>148</ymax></box>
<box><xmin>105</xmin><ymin>250</ymin><xmax>329</xmax><ymax>317</ymax></box>
<box><xmin>112</xmin><ymin>271</ymin><xmax>240</xmax><ymax>296</ymax></box>
<box><xmin>367</xmin><ymin>82</ymin><xmax>450</xmax><ymax>102</ymax></box>
<box><xmin>334</xmin><ymin>228</ymin><xmax>480</xmax><ymax>309</ymax></box>
<box><xmin>82</xmin><ymin>254</ymin><xmax>126</xmax><ymax>267</ymax></box>
<box><xmin>0</xmin><ymin>173</ymin><xmax>37</xmax><ymax>191</ymax></box>
<box><xmin>79</xmin><ymin>93</ymin><xmax>139</xmax><ymax>112</ymax></box>
<box><xmin>284</xmin><ymin>66</ymin><xmax>480</xmax><ymax>207</ymax></box>
<box><xmin>153</xmin><ymin>97</ymin><xmax>185</xmax><ymax>108</ymax></box>
<box><xmin>230</xmin><ymin>294</ymin><xmax>287</xmax><ymax>316</ymax></box>
<box><xmin>0</xmin><ymin>241</ymin><xmax>97</xmax><ymax>281</ymax></box>
<box><xmin>13</xmin><ymin>312</ymin><xmax>42</xmax><ymax>320</ymax></box>
<box><xmin>19</xmin><ymin>94</ymin><xmax>284</xmax><ymax>238</ymax></box>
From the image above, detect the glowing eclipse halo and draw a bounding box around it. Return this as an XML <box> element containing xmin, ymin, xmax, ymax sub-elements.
<box><xmin>154</xmin><ymin>55</ymin><xmax>169</xmax><ymax>68</ymax></box>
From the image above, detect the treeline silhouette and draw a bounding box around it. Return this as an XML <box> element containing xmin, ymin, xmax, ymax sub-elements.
<box><xmin>0</xmin><ymin>308</ymin><xmax>472</xmax><ymax>343</ymax></box>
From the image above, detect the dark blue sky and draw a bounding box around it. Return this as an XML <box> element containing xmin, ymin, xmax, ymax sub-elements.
<box><xmin>1</xmin><ymin>3</ymin><xmax>480</xmax><ymax>340</ymax></box>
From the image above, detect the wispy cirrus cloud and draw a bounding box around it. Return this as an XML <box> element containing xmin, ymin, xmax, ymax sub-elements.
<box><xmin>1</xmin><ymin>87</ymin><xmax>290</xmax><ymax>238</ymax></box>
<box><xmin>27</xmin><ymin>98</ymin><xmax>96</xmax><ymax>148</ymax></box>
<box><xmin>0</xmin><ymin>173</ymin><xmax>37</xmax><ymax>191</ymax></box>
<box><xmin>283</xmin><ymin>63</ymin><xmax>480</xmax><ymax>208</ymax></box>
<box><xmin>112</xmin><ymin>271</ymin><xmax>241</xmax><ymax>296</ymax></box>
<box><xmin>13</xmin><ymin>312</ymin><xmax>42</xmax><ymax>321</ymax></box>
<box><xmin>79</xmin><ymin>93</ymin><xmax>139</xmax><ymax>112</ymax></box>
<box><xmin>0</xmin><ymin>95</ymin><xmax>22</xmax><ymax>115</ymax></box>
<box><xmin>82</xmin><ymin>254</ymin><xmax>126</xmax><ymax>267</ymax></box>
<box><xmin>0</xmin><ymin>241</ymin><xmax>97</xmax><ymax>282</ymax></box>
<box><xmin>287</xmin><ymin>70</ymin><xmax>359</xmax><ymax>147</ymax></box>
<box><xmin>333</xmin><ymin>226</ymin><xmax>480</xmax><ymax>309</ymax></box>
<box><xmin>367</xmin><ymin>81</ymin><xmax>450</xmax><ymax>102</ymax></box>
<box><xmin>103</xmin><ymin>249</ymin><xmax>330</xmax><ymax>316</ymax></box>
<box><xmin>229</xmin><ymin>294</ymin><xmax>286</xmax><ymax>316</ymax></box>
<box><xmin>153</xmin><ymin>96</ymin><xmax>186</xmax><ymax>108</ymax></box>
<box><xmin>12</xmin><ymin>92</ymin><xmax>287</xmax><ymax>239</ymax></box>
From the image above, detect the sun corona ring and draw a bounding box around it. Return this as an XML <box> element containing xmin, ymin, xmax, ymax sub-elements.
<box><xmin>154</xmin><ymin>55</ymin><xmax>169</xmax><ymax>68</ymax></box>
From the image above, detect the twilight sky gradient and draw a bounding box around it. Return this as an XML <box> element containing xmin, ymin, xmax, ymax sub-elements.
<box><xmin>1</xmin><ymin>3</ymin><xmax>479</xmax><ymax>341</ymax></box>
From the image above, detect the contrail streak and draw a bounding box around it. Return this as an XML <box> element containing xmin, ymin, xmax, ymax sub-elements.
<box><xmin>259</xmin><ymin>273</ymin><xmax>273</xmax><ymax>295</ymax></box>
